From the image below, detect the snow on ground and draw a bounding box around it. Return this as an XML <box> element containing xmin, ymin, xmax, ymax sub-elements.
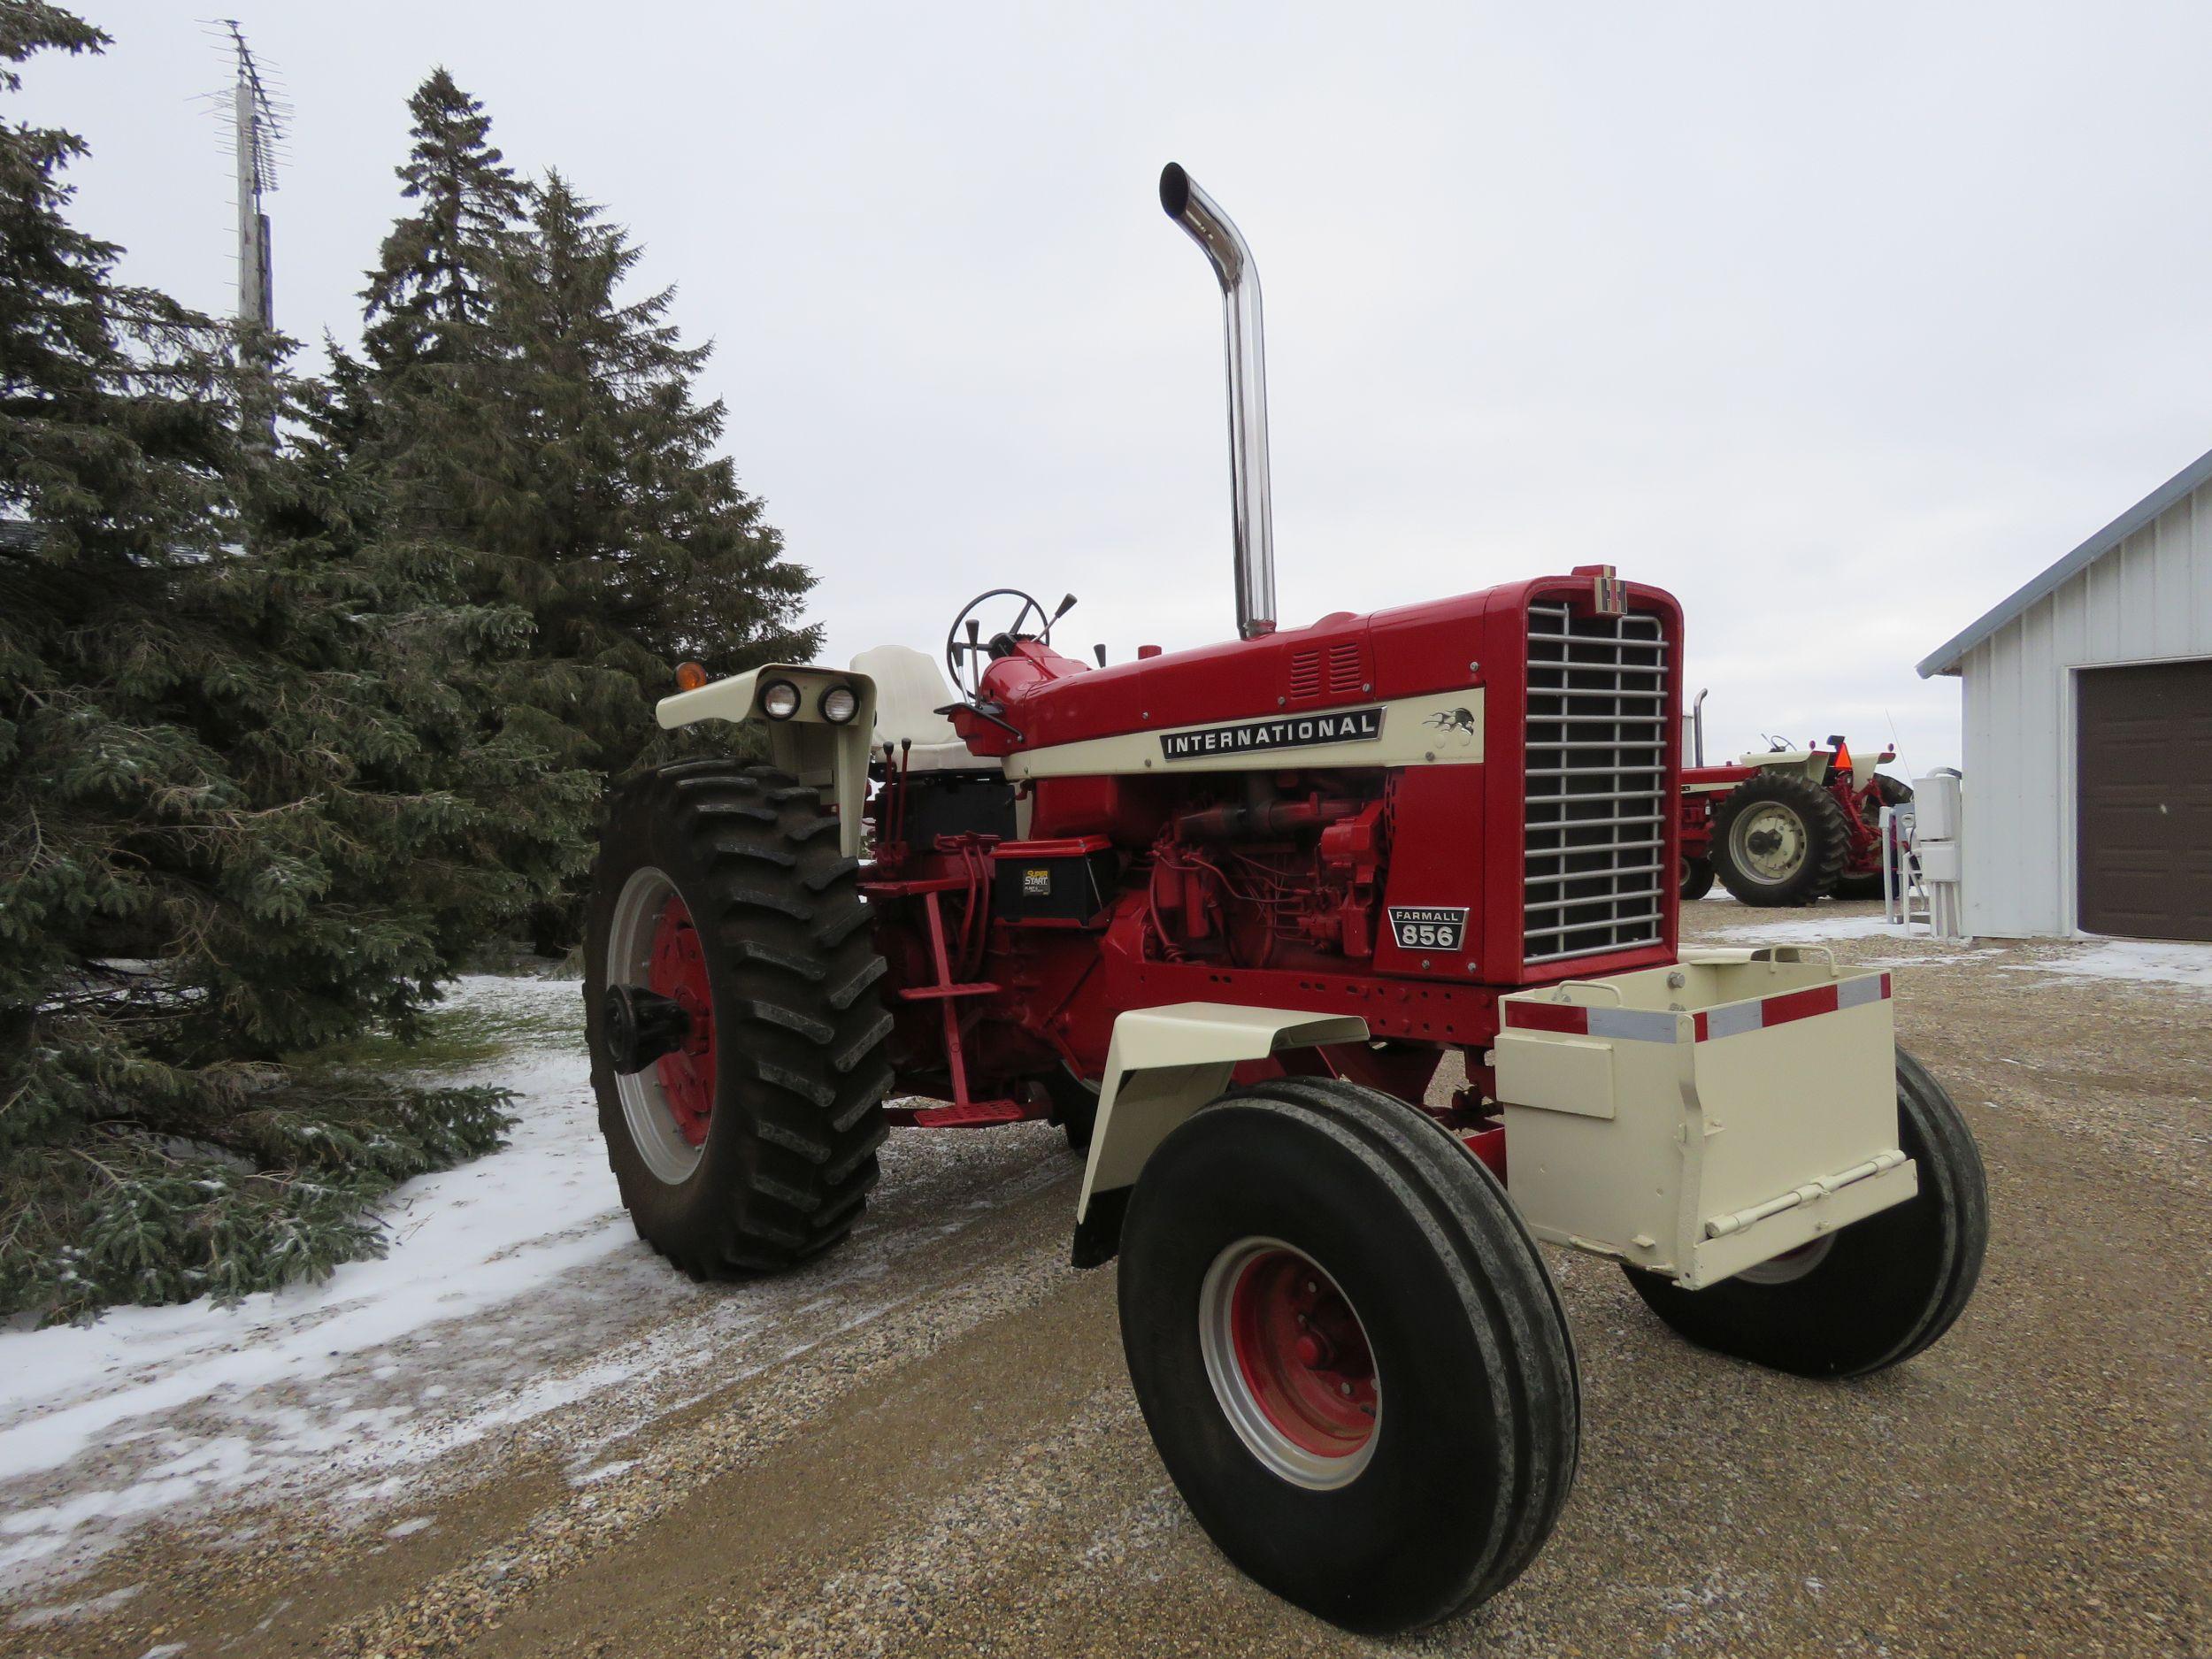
<box><xmin>0</xmin><ymin>975</ymin><xmax>1071</xmax><ymax>1597</ymax></box>
<box><xmin>0</xmin><ymin>976</ymin><xmax>614</xmax><ymax>1586</ymax></box>
<box><xmin>2003</xmin><ymin>937</ymin><xmax>2212</xmax><ymax>995</ymax></box>
<box><xmin>1699</xmin><ymin>910</ymin><xmax>1909</xmax><ymax>944</ymax></box>
<box><xmin>1698</xmin><ymin>907</ymin><xmax>2212</xmax><ymax>991</ymax></box>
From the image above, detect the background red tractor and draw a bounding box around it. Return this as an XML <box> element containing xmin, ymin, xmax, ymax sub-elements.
<box><xmin>1678</xmin><ymin>697</ymin><xmax>1912</xmax><ymax>906</ymax></box>
<box><xmin>582</xmin><ymin>166</ymin><xmax>1985</xmax><ymax>1633</ymax></box>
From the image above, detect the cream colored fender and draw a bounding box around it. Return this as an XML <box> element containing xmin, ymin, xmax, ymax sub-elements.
<box><xmin>1071</xmin><ymin>1002</ymin><xmax>1369</xmax><ymax>1266</ymax></box>
<box><xmin>1737</xmin><ymin>748</ymin><xmax>1827</xmax><ymax>784</ymax></box>
<box><xmin>656</xmin><ymin>665</ymin><xmax>877</xmax><ymax>858</ymax></box>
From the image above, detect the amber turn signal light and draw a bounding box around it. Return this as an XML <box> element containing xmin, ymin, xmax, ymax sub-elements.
<box><xmin>673</xmin><ymin>660</ymin><xmax>710</xmax><ymax>692</ymax></box>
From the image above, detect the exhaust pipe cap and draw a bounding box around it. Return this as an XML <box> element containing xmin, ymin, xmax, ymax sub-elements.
<box><xmin>1159</xmin><ymin>162</ymin><xmax>1191</xmax><ymax>219</ymax></box>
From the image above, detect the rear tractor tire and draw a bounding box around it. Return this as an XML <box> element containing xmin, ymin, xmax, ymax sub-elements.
<box><xmin>584</xmin><ymin>761</ymin><xmax>894</xmax><ymax>1278</ymax></box>
<box><xmin>1116</xmin><ymin>1079</ymin><xmax>1579</xmax><ymax>1633</ymax></box>
<box><xmin>1710</xmin><ymin>769</ymin><xmax>1850</xmax><ymax>907</ymax></box>
<box><xmin>1623</xmin><ymin>1047</ymin><xmax>1987</xmax><ymax>1378</ymax></box>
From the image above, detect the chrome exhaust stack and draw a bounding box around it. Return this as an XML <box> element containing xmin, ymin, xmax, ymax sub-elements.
<box><xmin>1160</xmin><ymin>164</ymin><xmax>1276</xmax><ymax>640</ymax></box>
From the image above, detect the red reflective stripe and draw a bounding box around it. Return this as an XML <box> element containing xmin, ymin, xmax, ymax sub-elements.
<box><xmin>1506</xmin><ymin>1002</ymin><xmax>1589</xmax><ymax>1035</ymax></box>
<box><xmin>1758</xmin><ymin>984</ymin><xmax>1839</xmax><ymax>1030</ymax></box>
<box><xmin>1541</xmin><ymin>975</ymin><xmax>1880</xmax><ymax>1047</ymax></box>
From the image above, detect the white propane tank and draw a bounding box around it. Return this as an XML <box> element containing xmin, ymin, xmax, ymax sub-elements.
<box><xmin>1913</xmin><ymin>770</ymin><xmax>1965</xmax><ymax>938</ymax></box>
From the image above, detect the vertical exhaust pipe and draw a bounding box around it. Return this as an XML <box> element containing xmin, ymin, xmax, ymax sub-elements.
<box><xmin>1160</xmin><ymin>164</ymin><xmax>1276</xmax><ymax>640</ymax></box>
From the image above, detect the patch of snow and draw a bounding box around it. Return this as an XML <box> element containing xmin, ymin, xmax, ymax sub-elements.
<box><xmin>1857</xmin><ymin>947</ymin><xmax>2006</xmax><ymax>970</ymax></box>
<box><xmin>0</xmin><ymin>974</ymin><xmax>1075</xmax><ymax>1596</ymax></box>
<box><xmin>2004</xmin><ymin>938</ymin><xmax>2212</xmax><ymax>995</ymax></box>
<box><xmin>7</xmin><ymin>1582</ymin><xmax>142</xmax><ymax>1629</ymax></box>
<box><xmin>0</xmin><ymin>983</ymin><xmax>617</xmax><ymax>1491</ymax></box>
<box><xmin>0</xmin><ymin>977</ymin><xmax>617</xmax><ymax>1586</ymax></box>
<box><xmin>383</xmin><ymin>1517</ymin><xmax>434</xmax><ymax>1539</ymax></box>
<box><xmin>1701</xmin><ymin>912</ymin><xmax>1907</xmax><ymax>943</ymax></box>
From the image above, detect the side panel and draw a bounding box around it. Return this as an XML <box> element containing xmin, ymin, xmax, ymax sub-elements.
<box><xmin>1002</xmin><ymin>689</ymin><xmax>1484</xmax><ymax>780</ymax></box>
<box><xmin>1373</xmin><ymin>765</ymin><xmax>1486</xmax><ymax>978</ymax></box>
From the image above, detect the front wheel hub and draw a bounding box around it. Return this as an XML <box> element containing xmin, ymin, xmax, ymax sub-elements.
<box><xmin>602</xmin><ymin>983</ymin><xmax>691</xmax><ymax>1076</ymax></box>
<box><xmin>1732</xmin><ymin>802</ymin><xmax>1807</xmax><ymax>883</ymax></box>
<box><xmin>1199</xmin><ymin>1238</ymin><xmax>1379</xmax><ymax>1489</ymax></box>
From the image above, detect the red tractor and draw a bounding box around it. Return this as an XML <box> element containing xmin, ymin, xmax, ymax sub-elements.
<box><xmin>1678</xmin><ymin>700</ymin><xmax>1912</xmax><ymax>906</ymax></box>
<box><xmin>583</xmin><ymin>166</ymin><xmax>1986</xmax><ymax>1634</ymax></box>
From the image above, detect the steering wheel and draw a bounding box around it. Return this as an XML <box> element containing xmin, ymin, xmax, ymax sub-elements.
<box><xmin>945</xmin><ymin>588</ymin><xmax>1053</xmax><ymax>700</ymax></box>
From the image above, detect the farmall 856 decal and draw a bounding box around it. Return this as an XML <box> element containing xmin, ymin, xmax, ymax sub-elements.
<box><xmin>1386</xmin><ymin>906</ymin><xmax>1469</xmax><ymax>951</ymax></box>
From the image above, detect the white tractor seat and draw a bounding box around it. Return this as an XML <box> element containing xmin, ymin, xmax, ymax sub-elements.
<box><xmin>849</xmin><ymin>645</ymin><xmax>1001</xmax><ymax>774</ymax></box>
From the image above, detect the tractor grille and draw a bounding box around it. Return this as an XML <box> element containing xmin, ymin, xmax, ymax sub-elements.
<box><xmin>1522</xmin><ymin>601</ymin><xmax>1670</xmax><ymax>965</ymax></box>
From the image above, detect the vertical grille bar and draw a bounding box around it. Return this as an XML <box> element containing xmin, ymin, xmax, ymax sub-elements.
<box><xmin>1523</xmin><ymin>602</ymin><xmax>1670</xmax><ymax>964</ymax></box>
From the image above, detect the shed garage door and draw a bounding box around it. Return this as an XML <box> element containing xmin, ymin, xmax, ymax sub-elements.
<box><xmin>2077</xmin><ymin>658</ymin><xmax>2212</xmax><ymax>941</ymax></box>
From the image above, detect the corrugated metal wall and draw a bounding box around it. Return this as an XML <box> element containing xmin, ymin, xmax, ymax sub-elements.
<box><xmin>1961</xmin><ymin>481</ymin><xmax>2212</xmax><ymax>935</ymax></box>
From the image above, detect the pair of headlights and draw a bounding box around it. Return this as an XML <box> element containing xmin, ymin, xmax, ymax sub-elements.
<box><xmin>762</xmin><ymin>679</ymin><xmax>860</xmax><ymax>726</ymax></box>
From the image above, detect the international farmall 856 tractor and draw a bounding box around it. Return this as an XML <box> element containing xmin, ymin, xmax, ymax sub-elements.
<box><xmin>583</xmin><ymin>167</ymin><xmax>1987</xmax><ymax>1634</ymax></box>
<box><xmin>1677</xmin><ymin>695</ymin><xmax>1913</xmax><ymax>905</ymax></box>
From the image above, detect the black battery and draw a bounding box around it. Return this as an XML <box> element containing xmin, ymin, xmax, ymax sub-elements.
<box><xmin>992</xmin><ymin>844</ymin><xmax>1118</xmax><ymax>924</ymax></box>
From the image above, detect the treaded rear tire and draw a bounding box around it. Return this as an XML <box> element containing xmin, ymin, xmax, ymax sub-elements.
<box><xmin>1117</xmin><ymin>1078</ymin><xmax>1578</xmax><ymax>1633</ymax></box>
<box><xmin>1623</xmin><ymin>1046</ymin><xmax>1987</xmax><ymax>1378</ymax></box>
<box><xmin>584</xmin><ymin>760</ymin><xmax>892</xmax><ymax>1277</ymax></box>
<box><xmin>1711</xmin><ymin>769</ymin><xmax>1850</xmax><ymax>907</ymax></box>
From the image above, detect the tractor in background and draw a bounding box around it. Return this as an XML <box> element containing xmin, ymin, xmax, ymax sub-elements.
<box><xmin>1678</xmin><ymin>695</ymin><xmax>1912</xmax><ymax>905</ymax></box>
<box><xmin>581</xmin><ymin>166</ymin><xmax>1986</xmax><ymax>1634</ymax></box>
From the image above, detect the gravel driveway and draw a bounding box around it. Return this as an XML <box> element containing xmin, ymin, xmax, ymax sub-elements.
<box><xmin>4</xmin><ymin>904</ymin><xmax>2206</xmax><ymax>1658</ymax></box>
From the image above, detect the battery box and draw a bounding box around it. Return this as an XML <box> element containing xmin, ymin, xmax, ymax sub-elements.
<box><xmin>992</xmin><ymin>837</ymin><xmax>1118</xmax><ymax>925</ymax></box>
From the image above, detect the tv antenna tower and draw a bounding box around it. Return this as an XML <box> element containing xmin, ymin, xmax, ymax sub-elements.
<box><xmin>204</xmin><ymin>19</ymin><xmax>289</xmax><ymax>331</ymax></box>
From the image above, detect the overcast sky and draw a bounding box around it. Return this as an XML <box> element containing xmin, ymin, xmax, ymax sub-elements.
<box><xmin>22</xmin><ymin>1</ymin><xmax>2212</xmax><ymax>772</ymax></box>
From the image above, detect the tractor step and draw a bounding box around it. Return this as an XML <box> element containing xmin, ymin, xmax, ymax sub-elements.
<box><xmin>885</xmin><ymin>1098</ymin><xmax>1036</xmax><ymax>1129</ymax></box>
<box><xmin>893</xmin><ymin>980</ymin><xmax>1002</xmax><ymax>1002</ymax></box>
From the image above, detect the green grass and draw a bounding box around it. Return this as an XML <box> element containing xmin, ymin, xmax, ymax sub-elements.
<box><xmin>286</xmin><ymin>975</ymin><xmax>583</xmax><ymax>1078</ymax></box>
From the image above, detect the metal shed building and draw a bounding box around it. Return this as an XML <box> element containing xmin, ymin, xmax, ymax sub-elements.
<box><xmin>1919</xmin><ymin>448</ymin><xmax>2212</xmax><ymax>941</ymax></box>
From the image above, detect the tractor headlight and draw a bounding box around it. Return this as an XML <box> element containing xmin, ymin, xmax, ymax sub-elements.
<box><xmin>760</xmin><ymin>679</ymin><xmax>802</xmax><ymax>720</ymax></box>
<box><xmin>818</xmin><ymin>684</ymin><xmax>859</xmax><ymax>725</ymax></box>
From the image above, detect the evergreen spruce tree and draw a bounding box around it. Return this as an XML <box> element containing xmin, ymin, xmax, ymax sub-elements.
<box><xmin>0</xmin><ymin>11</ymin><xmax>591</xmax><ymax>1322</ymax></box>
<box><xmin>351</xmin><ymin>83</ymin><xmax>821</xmax><ymax>946</ymax></box>
<box><xmin>488</xmin><ymin>171</ymin><xmax>821</xmax><ymax>773</ymax></box>
<box><xmin>341</xmin><ymin>74</ymin><xmax>628</xmax><ymax>947</ymax></box>
<box><xmin>360</xmin><ymin>67</ymin><xmax>526</xmax><ymax>376</ymax></box>
<box><xmin>351</xmin><ymin>73</ymin><xmax>618</xmax><ymax>869</ymax></box>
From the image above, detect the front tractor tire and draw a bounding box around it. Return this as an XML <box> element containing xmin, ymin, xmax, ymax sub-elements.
<box><xmin>1624</xmin><ymin>1048</ymin><xmax>1988</xmax><ymax>1378</ymax></box>
<box><xmin>1117</xmin><ymin>1079</ymin><xmax>1579</xmax><ymax>1634</ymax></box>
<box><xmin>584</xmin><ymin>761</ymin><xmax>893</xmax><ymax>1279</ymax></box>
<box><xmin>1679</xmin><ymin>854</ymin><xmax>1716</xmax><ymax>902</ymax></box>
<box><xmin>1710</xmin><ymin>769</ymin><xmax>1851</xmax><ymax>907</ymax></box>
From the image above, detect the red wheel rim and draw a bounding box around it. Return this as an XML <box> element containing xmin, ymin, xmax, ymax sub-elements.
<box><xmin>647</xmin><ymin>893</ymin><xmax>716</xmax><ymax>1145</ymax></box>
<box><xmin>1225</xmin><ymin>1248</ymin><xmax>1378</xmax><ymax>1459</ymax></box>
